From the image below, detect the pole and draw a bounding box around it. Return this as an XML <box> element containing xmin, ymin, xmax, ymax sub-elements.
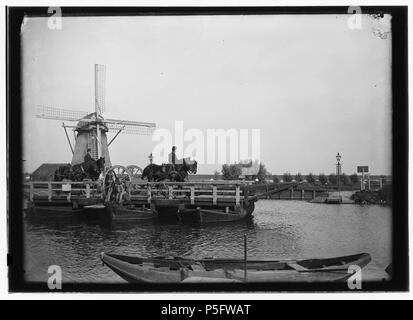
<box><xmin>368</xmin><ymin>174</ymin><xmax>371</xmax><ymax>191</ymax></box>
<box><xmin>336</xmin><ymin>163</ymin><xmax>339</xmax><ymax>193</ymax></box>
<box><xmin>108</xmin><ymin>126</ymin><xmax>125</xmax><ymax>147</ymax></box>
<box><xmin>361</xmin><ymin>169</ymin><xmax>365</xmax><ymax>191</ymax></box>
<box><xmin>62</xmin><ymin>123</ymin><xmax>74</xmax><ymax>154</ymax></box>
<box><xmin>244</xmin><ymin>234</ymin><xmax>247</xmax><ymax>282</ymax></box>
<box><xmin>96</xmin><ymin>123</ymin><xmax>101</xmax><ymax>159</ymax></box>
<box><xmin>336</xmin><ymin>160</ymin><xmax>341</xmax><ymax>198</ymax></box>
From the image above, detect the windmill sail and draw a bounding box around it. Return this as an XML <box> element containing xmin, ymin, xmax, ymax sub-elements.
<box><xmin>35</xmin><ymin>64</ymin><xmax>156</xmax><ymax>171</ymax></box>
<box><xmin>95</xmin><ymin>64</ymin><xmax>106</xmax><ymax>116</ymax></box>
<box><xmin>105</xmin><ymin>119</ymin><xmax>156</xmax><ymax>135</ymax></box>
<box><xmin>36</xmin><ymin>106</ymin><xmax>88</xmax><ymax>121</ymax></box>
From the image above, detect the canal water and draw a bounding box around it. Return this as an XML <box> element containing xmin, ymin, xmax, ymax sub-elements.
<box><xmin>23</xmin><ymin>200</ymin><xmax>392</xmax><ymax>283</ymax></box>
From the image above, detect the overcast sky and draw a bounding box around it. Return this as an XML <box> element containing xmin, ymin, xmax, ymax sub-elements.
<box><xmin>22</xmin><ymin>14</ymin><xmax>392</xmax><ymax>175</ymax></box>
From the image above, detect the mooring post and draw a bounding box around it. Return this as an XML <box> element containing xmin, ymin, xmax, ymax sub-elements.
<box><xmin>212</xmin><ymin>186</ymin><xmax>217</xmax><ymax>205</ymax></box>
<box><xmin>301</xmin><ymin>189</ymin><xmax>304</xmax><ymax>200</ymax></box>
<box><xmin>235</xmin><ymin>186</ymin><xmax>240</xmax><ymax>206</ymax></box>
<box><xmin>244</xmin><ymin>234</ymin><xmax>247</xmax><ymax>282</ymax></box>
<box><xmin>29</xmin><ymin>182</ymin><xmax>33</xmax><ymax>202</ymax></box>
<box><xmin>290</xmin><ymin>188</ymin><xmax>294</xmax><ymax>200</ymax></box>
<box><xmin>48</xmin><ymin>182</ymin><xmax>52</xmax><ymax>202</ymax></box>
<box><xmin>190</xmin><ymin>186</ymin><xmax>195</xmax><ymax>205</ymax></box>
<box><xmin>312</xmin><ymin>190</ymin><xmax>316</xmax><ymax>199</ymax></box>
<box><xmin>86</xmin><ymin>183</ymin><xmax>90</xmax><ymax>198</ymax></box>
<box><xmin>147</xmin><ymin>186</ymin><xmax>151</xmax><ymax>203</ymax></box>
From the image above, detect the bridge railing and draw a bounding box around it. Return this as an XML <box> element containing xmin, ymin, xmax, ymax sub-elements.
<box><xmin>126</xmin><ymin>181</ymin><xmax>247</xmax><ymax>205</ymax></box>
<box><xmin>26</xmin><ymin>181</ymin><xmax>102</xmax><ymax>202</ymax></box>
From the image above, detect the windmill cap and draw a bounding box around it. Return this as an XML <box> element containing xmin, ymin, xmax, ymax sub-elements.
<box><xmin>75</xmin><ymin>112</ymin><xmax>108</xmax><ymax>132</ymax></box>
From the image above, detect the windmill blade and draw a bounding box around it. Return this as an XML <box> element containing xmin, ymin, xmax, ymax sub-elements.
<box><xmin>36</xmin><ymin>106</ymin><xmax>88</xmax><ymax>121</ymax></box>
<box><xmin>105</xmin><ymin>119</ymin><xmax>156</xmax><ymax>135</ymax></box>
<box><xmin>95</xmin><ymin>64</ymin><xmax>106</xmax><ymax>116</ymax></box>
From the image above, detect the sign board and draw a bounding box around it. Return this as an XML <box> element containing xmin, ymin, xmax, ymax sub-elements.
<box><xmin>62</xmin><ymin>184</ymin><xmax>71</xmax><ymax>192</ymax></box>
<box><xmin>357</xmin><ymin>166</ymin><xmax>369</xmax><ymax>173</ymax></box>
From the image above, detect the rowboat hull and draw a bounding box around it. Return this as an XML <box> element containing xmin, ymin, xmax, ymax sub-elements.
<box><xmin>82</xmin><ymin>204</ymin><xmax>156</xmax><ymax>221</ymax></box>
<box><xmin>101</xmin><ymin>252</ymin><xmax>371</xmax><ymax>283</ymax></box>
<box><xmin>178</xmin><ymin>202</ymin><xmax>255</xmax><ymax>224</ymax></box>
<box><xmin>24</xmin><ymin>204</ymin><xmax>82</xmax><ymax>218</ymax></box>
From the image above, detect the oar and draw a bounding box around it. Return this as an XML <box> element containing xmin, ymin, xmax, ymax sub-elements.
<box><xmin>244</xmin><ymin>234</ymin><xmax>247</xmax><ymax>282</ymax></box>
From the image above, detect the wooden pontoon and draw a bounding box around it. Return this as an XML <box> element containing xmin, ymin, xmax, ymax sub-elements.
<box><xmin>26</xmin><ymin>179</ymin><xmax>300</xmax><ymax>222</ymax></box>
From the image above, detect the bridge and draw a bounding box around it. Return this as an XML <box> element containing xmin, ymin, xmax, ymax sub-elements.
<box><xmin>24</xmin><ymin>180</ymin><xmax>328</xmax><ymax>222</ymax></box>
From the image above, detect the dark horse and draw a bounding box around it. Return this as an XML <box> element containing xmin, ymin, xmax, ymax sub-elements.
<box><xmin>54</xmin><ymin>157</ymin><xmax>105</xmax><ymax>181</ymax></box>
<box><xmin>141</xmin><ymin>158</ymin><xmax>197</xmax><ymax>182</ymax></box>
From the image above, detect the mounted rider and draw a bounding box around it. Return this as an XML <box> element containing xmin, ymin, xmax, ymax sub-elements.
<box><xmin>83</xmin><ymin>148</ymin><xmax>94</xmax><ymax>173</ymax></box>
<box><xmin>84</xmin><ymin>148</ymin><xmax>93</xmax><ymax>163</ymax></box>
<box><xmin>168</xmin><ymin>146</ymin><xmax>183</xmax><ymax>169</ymax></box>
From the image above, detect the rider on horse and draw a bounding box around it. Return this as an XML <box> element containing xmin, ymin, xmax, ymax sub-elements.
<box><xmin>168</xmin><ymin>146</ymin><xmax>183</xmax><ymax>168</ymax></box>
<box><xmin>141</xmin><ymin>148</ymin><xmax>197</xmax><ymax>182</ymax></box>
<box><xmin>84</xmin><ymin>148</ymin><xmax>93</xmax><ymax>169</ymax></box>
<box><xmin>168</xmin><ymin>146</ymin><xmax>180</xmax><ymax>179</ymax></box>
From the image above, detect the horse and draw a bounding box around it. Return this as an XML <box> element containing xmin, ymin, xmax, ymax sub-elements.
<box><xmin>141</xmin><ymin>158</ymin><xmax>197</xmax><ymax>182</ymax></box>
<box><xmin>54</xmin><ymin>157</ymin><xmax>105</xmax><ymax>181</ymax></box>
<box><xmin>83</xmin><ymin>157</ymin><xmax>105</xmax><ymax>180</ymax></box>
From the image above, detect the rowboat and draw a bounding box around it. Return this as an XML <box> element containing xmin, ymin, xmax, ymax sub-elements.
<box><xmin>100</xmin><ymin>252</ymin><xmax>371</xmax><ymax>283</ymax></box>
<box><xmin>24</xmin><ymin>204</ymin><xmax>82</xmax><ymax>218</ymax></box>
<box><xmin>82</xmin><ymin>203</ymin><xmax>155</xmax><ymax>221</ymax></box>
<box><xmin>178</xmin><ymin>203</ymin><xmax>254</xmax><ymax>224</ymax></box>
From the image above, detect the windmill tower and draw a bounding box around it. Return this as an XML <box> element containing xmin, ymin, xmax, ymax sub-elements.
<box><xmin>36</xmin><ymin>64</ymin><xmax>156</xmax><ymax>169</ymax></box>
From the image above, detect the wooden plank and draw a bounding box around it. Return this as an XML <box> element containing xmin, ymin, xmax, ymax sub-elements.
<box><xmin>48</xmin><ymin>182</ymin><xmax>52</xmax><ymax>202</ymax></box>
<box><xmin>125</xmin><ymin>180</ymin><xmax>252</xmax><ymax>187</ymax></box>
<box><xmin>29</xmin><ymin>182</ymin><xmax>34</xmax><ymax>201</ymax></box>
<box><xmin>235</xmin><ymin>186</ymin><xmax>240</xmax><ymax>205</ymax></box>
<box><xmin>190</xmin><ymin>263</ymin><xmax>206</xmax><ymax>271</ymax></box>
<box><xmin>147</xmin><ymin>186</ymin><xmax>152</xmax><ymax>203</ymax></box>
<box><xmin>287</xmin><ymin>263</ymin><xmax>308</xmax><ymax>271</ymax></box>
<box><xmin>212</xmin><ymin>186</ymin><xmax>217</xmax><ymax>205</ymax></box>
<box><xmin>190</xmin><ymin>187</ymin><xmax>195</xmax><ymax>205</ymax></box>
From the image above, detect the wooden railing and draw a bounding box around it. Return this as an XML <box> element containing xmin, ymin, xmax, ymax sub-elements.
<box><xmin>27</xmin><ymin>181</ymin><xmax>102</xmax><ymax>202</ymax></box>
<box><xmin>126</xmin><ymin>182</ymin><xmax>245</xmax><ymax>205</ymax></box>
<box><xmin>27</xmin><ymin>180</ymin><xmax>303</xmax><ymax>206</ymax></box>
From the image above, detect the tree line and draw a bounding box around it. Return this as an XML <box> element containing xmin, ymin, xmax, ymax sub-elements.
<box><xmin>278</xmin><ymin>172</ymin><xmax>360</xmax><ymax>186</ymax></box>
<box><xmin>216</xmin><ymin>162</ymin><xmax>363</xmax><ymax>186</ymax></box>
<box><xmin>216</xmin><ymin>162</ymin><xmax>388</xmax><ymax>188</ymax></box>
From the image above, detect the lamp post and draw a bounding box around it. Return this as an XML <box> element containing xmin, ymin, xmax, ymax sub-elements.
<box><xmin>336</xmin><ymin>152</ymin><xmax>342</xmax><ymax>197</ymax></box>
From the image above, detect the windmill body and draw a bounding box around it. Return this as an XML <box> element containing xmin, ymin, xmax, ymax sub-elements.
<box><xmin>72</xmin><ymin>112</ymin><xmax>111</xmax><ymax>167</ymax></box>
<box><xmin>36</xmin><ymin>64</ymin><xmax>156</xmax><ymax>172</ymax></box>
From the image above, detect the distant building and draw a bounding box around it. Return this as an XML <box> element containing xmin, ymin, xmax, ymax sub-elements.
<box><xmin>30</xmin><ymin>163</ymin><xmax>67</xmax><ymax>181</ymax></box>
<box><xmin>239</xmin><ymin>160</ymin><xmax>260</xmax><ymax>180</ymax></box>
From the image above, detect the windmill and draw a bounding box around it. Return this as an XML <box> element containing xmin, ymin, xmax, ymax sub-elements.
<box><xmin>36</xmin><ymin>64</ymin><xmax>156</xmax><ymax>170</ymax></box>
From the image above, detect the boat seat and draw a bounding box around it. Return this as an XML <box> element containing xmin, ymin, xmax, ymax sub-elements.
<box><xmin>142</xmin><ymin>262</ymin><xmax>155</xmax><ymax>268</ymax></box>
<box><xmin>286</xmin><ymin>263</ymin><xmax>308</xmax><ymax>271</ymax></box>
<box><xmin>190</xmin><ymin>263</ymin><xmax>206</xmax><ymax>271</ymax></box>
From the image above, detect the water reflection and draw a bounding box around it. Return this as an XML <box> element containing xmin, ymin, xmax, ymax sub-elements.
<box><xmin>23</xmin><ymin>200</ymin><xmax>392</xmax><ymax>283</ymax></box>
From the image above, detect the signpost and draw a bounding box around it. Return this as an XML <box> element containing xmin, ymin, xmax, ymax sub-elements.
<box><xmin>357</xmin><ymin>166</ymin><xmax>369</xmax><ymax>190</ymax></box>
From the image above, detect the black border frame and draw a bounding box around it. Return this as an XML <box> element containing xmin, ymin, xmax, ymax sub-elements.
<box><xmin>7</xmin><ymin>6</ymin><xmax>408</xmax><ymax>293</ymax></box>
